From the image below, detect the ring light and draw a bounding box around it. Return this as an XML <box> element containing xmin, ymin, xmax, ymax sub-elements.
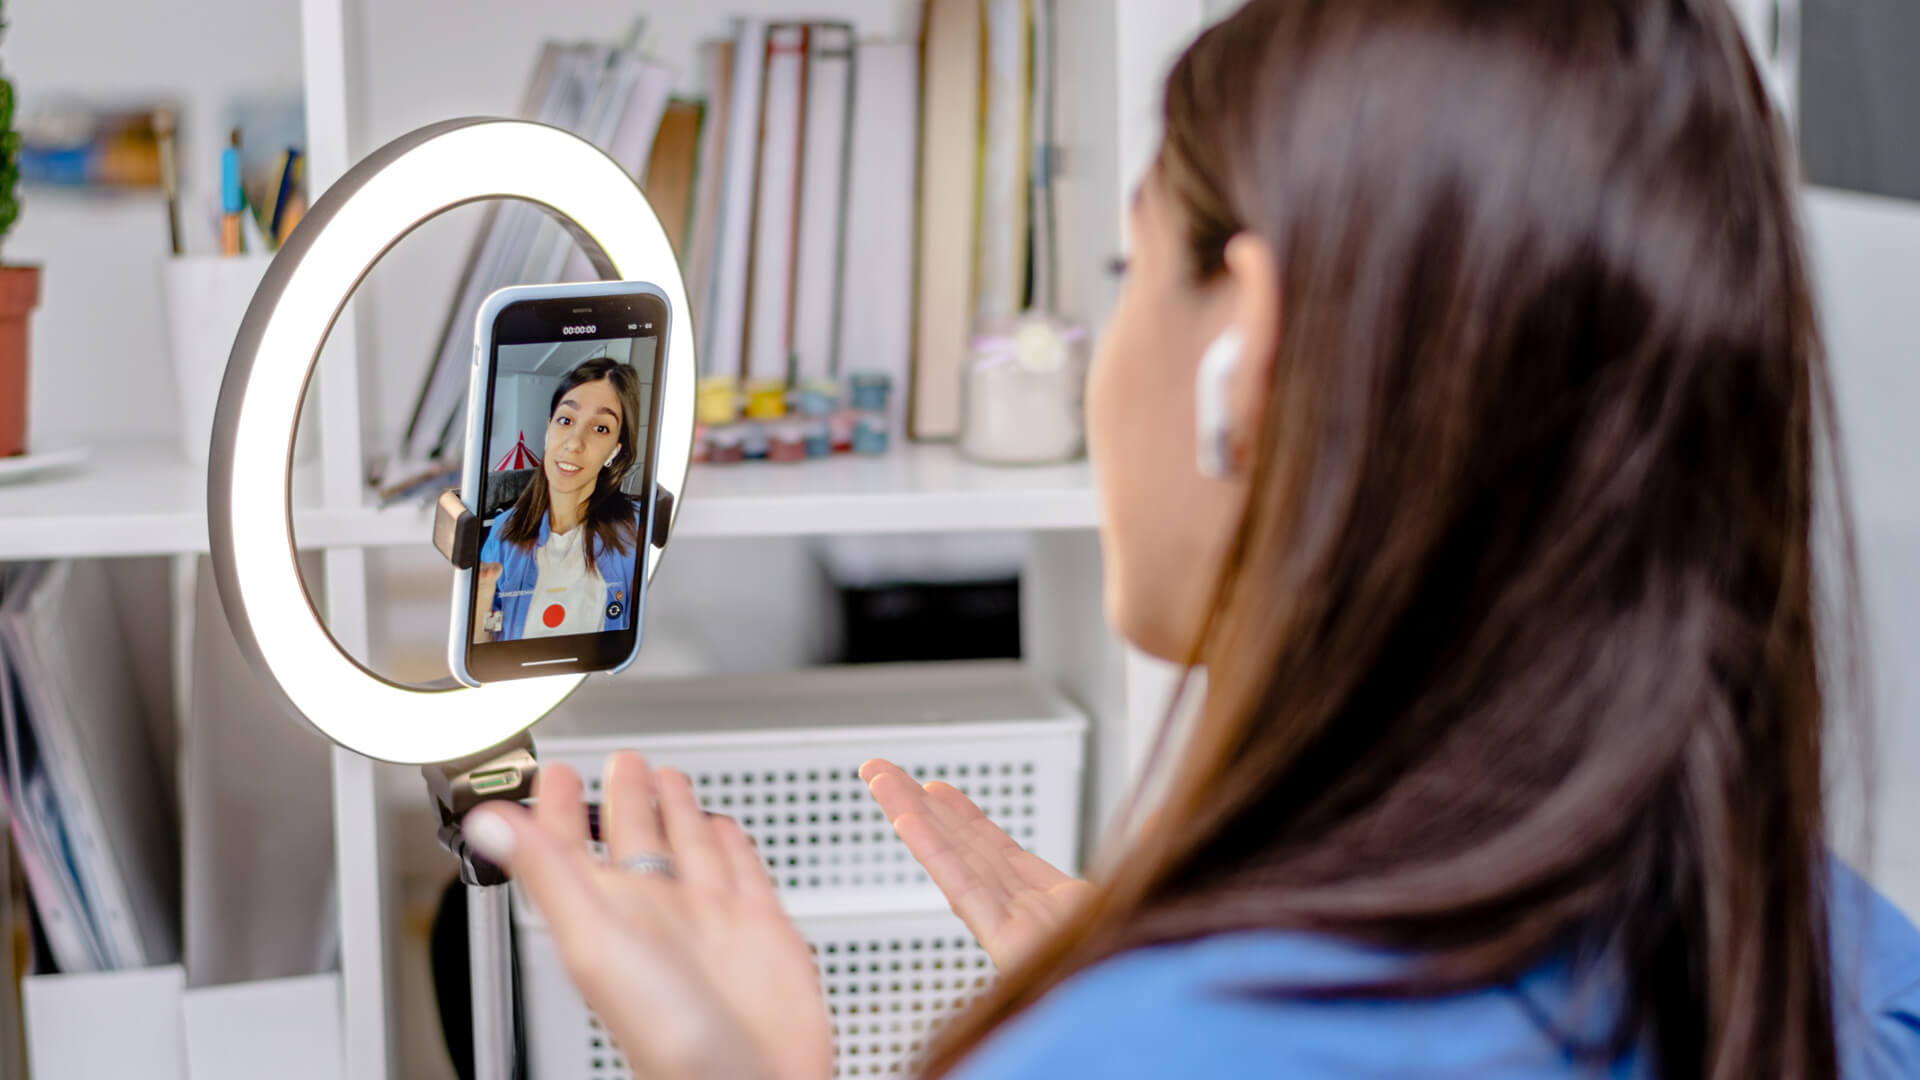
<box><xmin>208</xmin><ymin>118</ymin><xmax>695</xmax><ymax>765</ymax></box>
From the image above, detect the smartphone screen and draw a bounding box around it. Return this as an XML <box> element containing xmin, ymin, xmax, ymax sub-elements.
<box><xmin>463</xmin><ymin>289</ymin><xmax>669</xmax><ymax>683</ymax></box>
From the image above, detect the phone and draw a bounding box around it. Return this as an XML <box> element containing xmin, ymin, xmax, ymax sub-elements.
<box><xmin>448</xmin><ymin>281</ymin><xmax>671</xmax><ymax>686</ymax></box>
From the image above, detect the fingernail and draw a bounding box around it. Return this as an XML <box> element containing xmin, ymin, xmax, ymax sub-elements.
<box><xmin>465</xmin><ymin>810</ymin><xmax>517</xmax><ymax>861</ymax></box>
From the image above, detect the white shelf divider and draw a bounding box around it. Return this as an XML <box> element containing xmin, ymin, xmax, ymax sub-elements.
<box><xmin>299</xmin><ymin>0</ymin><xmax>392</xmax><ymax>1073</ymax></box>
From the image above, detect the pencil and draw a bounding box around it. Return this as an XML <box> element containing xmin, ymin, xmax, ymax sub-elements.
<box><xmin>155</xmin><ymin>108</ymin><xmax>181</xmax><ymax>255</ymax></box>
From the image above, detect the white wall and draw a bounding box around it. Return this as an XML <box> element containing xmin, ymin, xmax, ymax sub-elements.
<box><xmin>1804</xmin><ymin>188</ymin><xmax>1920</xmax><ymax>916</ymax></box>
<box><xmin>8</xmin><ymin>0</ymin><xmax>304</xmax><ymax>449</ymax></box>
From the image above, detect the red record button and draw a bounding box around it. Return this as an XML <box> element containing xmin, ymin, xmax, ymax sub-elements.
<box><xmin>542</xmin><ymin>604</ymin><xmax>566</xmax><ymax>629</ymax></box>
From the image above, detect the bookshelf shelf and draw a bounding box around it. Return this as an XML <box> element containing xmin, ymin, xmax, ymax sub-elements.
<box><xmin>0</xmin><ymin>443</ymin><xmax>1099</xmax><ymax>561</ymax></box>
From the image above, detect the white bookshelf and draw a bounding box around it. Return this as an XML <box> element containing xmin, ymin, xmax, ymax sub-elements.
<box><xmin>0</xmin><ymin>1</ymin><xmax>1206</xmax><ymax>1078</ymax></box>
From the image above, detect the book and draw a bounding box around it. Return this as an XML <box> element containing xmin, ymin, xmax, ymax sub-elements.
<box><xmin>685</xmin><ymin>39</ymin><xmax>737</xmax><ymax>354</ymax></box>
<box><xmin>976</xmin><ymin>0</ymin><xmax>1033</xmax><ymax>325</ymax></box>
<box><xmin>525</xmin><ymin>45</ymin><xmax>635</xmax><ymax>284</ymax></box>
<box><xmin>706</xmin><ymin>18</ymin><xmax>770</xmax><ymax>382</ymax></box>
<box><xmin>1028</xmin><ymin>0</ymin><xmax>1060</xmax><ymax>313</ymax></box>
<box><xmin>744</xmin><ymin>24</ymin><xmax>811</xmax><ymax>383</ymax></box>
<box><xmin>558</xmin><ymin>52</ymin><xmax>677</xmax><ymax>283</ymax></box>
<box><xmin>790</xmin><ymin>24</ymin><xmax>857</xmax><ymax>383</ymax></box>
<box><xmin>911</xmin><ymin>0</ymin><xmax>985</xmax><ymax>439</ymax></box>
<box><xmin>0</xmin><ymin>562</ymin><xmax>179</xmax><ymax>970</ymax></box>
<box><xmin>837</xmin><ymin>40</ymin><xmax>921</xmax><ymax>436</ymax></box>
<box><xmin>0</xmin><ymin>602</ymin><xmax>107</xmax><ymax>974</ymax></box>
<box><xmin>644</xmin><ymin>100</ymin><xmax>706</xmax><ymax>258</ymax></box>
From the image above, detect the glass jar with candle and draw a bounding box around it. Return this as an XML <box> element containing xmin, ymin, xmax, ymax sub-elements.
<box><xmin>959</xmin><ymin>313</ymin><xmax>1088</xmax><ymax>466</ymax></box>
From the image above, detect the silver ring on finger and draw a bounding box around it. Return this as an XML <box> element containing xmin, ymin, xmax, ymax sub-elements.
<box><xmin>618</xmin><ymin>852</ymin><xmax>676</xmax><ymax>878</ymax></box>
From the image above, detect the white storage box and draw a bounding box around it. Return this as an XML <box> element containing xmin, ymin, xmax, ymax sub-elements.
<box><xmin>515</xmin><ymin>662</ymin><xmax>1087</xmax><ymax>1078</ymax></box>
<box><xmin>519</xmin><ymin>908</ymin><xmax>993</xmax><ymax>1080</ymax></box>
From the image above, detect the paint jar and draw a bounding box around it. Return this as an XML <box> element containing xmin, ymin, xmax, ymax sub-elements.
<box><xmin>847</xmin><ymin>371</ymin><xmax>892</xmax><ymax>413</ymax></box>
<box><xmin>803</xmin><ymin>418</ymin><xmax>833</xmax><ymax>458</ymax></box>
<box><xmin>767</xmin><ymin>421</ymin><xmax>809</xmax><ymax>463</ymax></box>
<box><xmin>740</xmin><ymin>421</ymin><xmax>771</xmax><ymax>461</ymax></box>
<box><xmin>706</xmin><ymin>425</ymin><xmax>746</xmax><ymax>464</ymax></box>
<box><xmin>745</xmin><ymin>378</ymin><xmax>788</xmax><ymax>420</ymax></box>
<box><xmin>852</xmin><ymin>411</ymin><xmax>890</xmax><ymax>456</ymax></box>
<box><xmin>794</xmin><ymin>378</ymin><xmax>839</xmax><ymax>417</ymax></box>
<box><xmin>830</xmin><ymin>409</ymin><xmax>858</xmax><ymax>453</ymax></box>
<box><xmin>959</xmin><ymin>314</ymin><xmax>1087</xmax><ymax>466</ymax></box>
<box><xmin>697</xmin><ymin>375</ymin><xmax>741</xmax><ymax>426</ymax></box>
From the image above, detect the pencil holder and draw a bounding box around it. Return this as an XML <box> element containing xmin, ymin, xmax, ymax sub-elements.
<box><xmin>159</xmin><ymin>254</ymin><xmax>301</xmax><ymax>464</ymax></box>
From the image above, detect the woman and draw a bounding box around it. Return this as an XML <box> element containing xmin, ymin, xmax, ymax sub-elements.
<box><xmin>465</xmin><ymin>1</ymin><xmax>1920</xmax><ymax>1076</ymax></box>
<box><xmin>472</xmin><ymin>355</ymin><xmax>646</xmax><ymax>643</ymax></box>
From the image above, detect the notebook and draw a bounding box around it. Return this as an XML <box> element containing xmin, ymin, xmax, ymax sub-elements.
<box><xmin>911</xmin><ymin>0</ymin><xmax>986</xmax><ymax>439</ymax></box>
<box><xmin>790</xmin><ymin>24</ymin><xmax>857</xmax><ymax>382</ymax></box>
<box><xmin>976</xmin><ymin>0</ymin><xmax>1033</xmax><ymax>325</ymax></box>
<box><xmin>837</xmin><ymin>40</ymin><xmax>921</xmax><ymax>433</ymax></box>
<box><xmin>559</xmin><ymin>53</ymin><xmax>677</xmax><ymax>283</ymax></box>
<box><xmin>685</xmin><ymin>39</ymin><xmax>737</xmax><ymax>354</ymax></box>
<box><xmin>0</xmin><ymin>608</ymin><xmax>106</xmax><ymax>974</ymax></box>
<box><xmin>0</xmin><ymin>561</ymin><xmax>179</xmax><ymax>970</ymax></box>
<box><xmin>744</xmin><ymin>24</ymin><xmax>811</xmax><ymax>382</ymax></box>
<box><xmin>644</xmin><ymin>100</ymin><xmax>706</xmax><ymax>257</ymax></box>
<box><xmin>705</xmin><ymin>18</ymin><xmax>770</xmax><ymax>382</ymax></box>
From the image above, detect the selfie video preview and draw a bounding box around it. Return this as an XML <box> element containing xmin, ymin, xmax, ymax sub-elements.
<box><xmin>470</xmin><ymin>335</ymin><xmax>658</xmax><ymax>646</ymax></box>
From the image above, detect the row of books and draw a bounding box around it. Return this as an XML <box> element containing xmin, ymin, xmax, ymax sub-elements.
<box><xmin>399</xmin><ymin>0</ymin><xmax>1060</xmax><ymax>465</ymax></box>
<box><xmin>0</xmin><ymin>562</ymin><xmax>178</xmax><ymax>974</ymax></box>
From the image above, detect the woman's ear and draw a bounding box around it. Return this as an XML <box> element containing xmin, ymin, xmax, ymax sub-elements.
<box><xmin>1197</xmin><ymin>233</ymin><xmax>1281</xmax><ymax>478</ymax></box>
<box><xmin>1220</xmin><ymin>233</ymin><xmax>1281</xmax><ymax>453</ymax></box>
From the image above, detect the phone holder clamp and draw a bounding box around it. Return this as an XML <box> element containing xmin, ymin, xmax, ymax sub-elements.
<box><xmin>423</xmin><ymin>730</ymin><xmax>541</xmax><ymax>888</ymax></box>
<box><xmin>433</xmin><ymin>483</ymin><xmax>677</xmax><ymax>571</ymax></box>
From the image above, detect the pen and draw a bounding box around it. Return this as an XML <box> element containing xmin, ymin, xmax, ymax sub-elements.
<box><xmin>270</xmin><ymin>147</ymin><xmax>303</xmax><ymax>246</ymax></box>
<box><xmin>155</xmin><ymin>108</ymin><xmax>182</xmax><ymax>255</ymax></box>
<box><xmin>220</xmin><ymin>128</ymin><xmax>244</xmax><ymax>256</ymax></box>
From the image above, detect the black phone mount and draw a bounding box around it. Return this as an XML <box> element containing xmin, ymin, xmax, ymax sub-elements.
<box><xmin>432</xmin><ymin>482</ymin><xmax>677</xmax><ymax>572</ymax></box>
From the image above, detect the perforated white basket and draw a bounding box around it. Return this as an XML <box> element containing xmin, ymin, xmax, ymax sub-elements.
<box><xmin>519</xmin><ymin>908</ymin><xmax>994</xmax><ymax>1080</ymax></box>
<box><xmin>511</xmin><ymin>663</ymin><xmax>1087</xmax><ymax>1079</ymax></box>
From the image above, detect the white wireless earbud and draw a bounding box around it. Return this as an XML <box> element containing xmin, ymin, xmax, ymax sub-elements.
<box><xmin>1196</xmin><ymin>328</ymin><xmax>1244</xmax><ymax>478</ymax></box>
<box><xmin>604</xmin><ymin>447</ymin><xmax>620</xmax><ymax>470</ymax></box>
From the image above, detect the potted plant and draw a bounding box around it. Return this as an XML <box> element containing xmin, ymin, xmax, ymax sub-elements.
<box><xmin>0</xmin><ymin>0</ymin><xmax>36</xmax><ymax>459</ymax></box>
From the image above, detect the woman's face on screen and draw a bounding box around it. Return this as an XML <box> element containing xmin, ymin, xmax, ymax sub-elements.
<box><xmin>543</xmin><ymin>377</ymin><xmax>624</xmax><ymax>502</ymax></box>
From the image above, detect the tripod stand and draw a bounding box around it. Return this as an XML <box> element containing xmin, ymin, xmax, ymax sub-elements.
<box><xmin>425</xmin><ymin>732</ymin><xmax>540</xmax><ymax>1080</ymax></box>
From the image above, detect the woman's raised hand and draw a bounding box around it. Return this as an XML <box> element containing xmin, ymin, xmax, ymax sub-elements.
<box><xmin>859</xmin><ymin>759</ymin><xmax>1093</xmax><ymax>970</ymax></box>
<box><xmin>466</xmin><ymin>754</ymin><xmax>832</xmax><ymax>1080</ymax></box>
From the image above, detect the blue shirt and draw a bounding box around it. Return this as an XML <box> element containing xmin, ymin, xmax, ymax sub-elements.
<box><xmin>951</xmin><ymin>861</ymin><xmax>1920</xmax><ymax>1078</ymax></box>
<box><xmin>478</xmin><ymin>504</ymin><xmax>641</xmax><ymax>640</ymax></box>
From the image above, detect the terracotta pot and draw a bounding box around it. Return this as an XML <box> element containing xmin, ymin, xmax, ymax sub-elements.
<box><xmin>0</xmin><ymin>265</ymin><xmax>40</xmax><ymax>458</ymax></box>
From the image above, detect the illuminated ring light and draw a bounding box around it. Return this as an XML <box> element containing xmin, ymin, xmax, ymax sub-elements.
<box><xmin>209</xmin><ymin>118</ymin><xmax>694</xmax><ymax>765</ymax></box>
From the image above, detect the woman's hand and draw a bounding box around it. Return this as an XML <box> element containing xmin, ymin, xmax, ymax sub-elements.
<box><xmin>466</xmin><ymin>754</ymin><xmax>832</xmax><ymax>1080</ymax></box>
<box><xmin>860</xmin><ymin>759</ymin><xmax>1093</xmax><ymax>970</ymax></box>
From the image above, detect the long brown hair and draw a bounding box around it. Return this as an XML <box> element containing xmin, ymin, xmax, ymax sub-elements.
<box><xmin>927</xmin><ymin>1</ymin><xmax>1852</xmax><ymax>1076</ymax></box>
<box><xmin>500</xmin><ymin>355</ymin><xmax>645</xmax><ymax>569</ymax></box>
